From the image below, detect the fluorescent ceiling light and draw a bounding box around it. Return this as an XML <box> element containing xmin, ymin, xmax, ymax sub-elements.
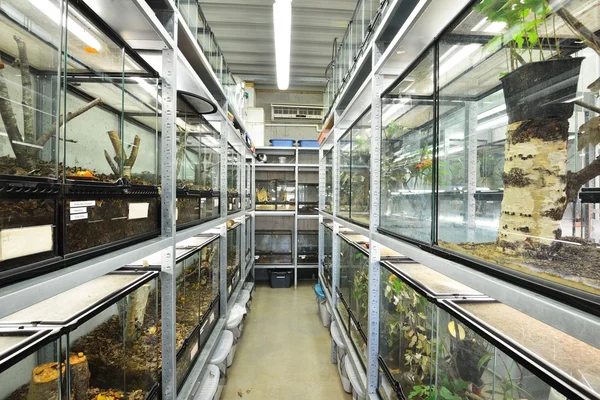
<box><xmin>477</xmin><ymin>104</ymin><xmax>506</xmax><ymax>120</ymax></box>
<box><xmin>273</xmin><ymin>0</ymin><xmax>292</xmax><ymax>90</ymax></box>
<box><xmin>471</xmin><ymin>17</ymin><xmax>506</xmax><ymax>33</ymax></box>
<box><xmin>476</xmin><ymin>115</ymin><xmax>508</xmax><ymax>131</ymax></box>
<box><xmin>439</xmin><ymin>44</ymin><xmax>481</xmax><ymax>77</ymax></box>
<box><xmin>27</xmin><ymin>0</ymin><xmax>102</xmax><ymax>51</ymax></box>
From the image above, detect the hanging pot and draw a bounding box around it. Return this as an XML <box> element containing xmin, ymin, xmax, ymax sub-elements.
<box><xmin>500</xmin><ymin>57</ymin><xmax>584</xmax><ymax>124</ymax></box>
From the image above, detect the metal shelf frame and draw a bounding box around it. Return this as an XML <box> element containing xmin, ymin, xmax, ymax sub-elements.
<box><xmin>254</xmin><ymin>147</ymin><xmax>320</xmax><ymax>288</ymax></box>
<box><xmin>0</xmin><ymin>3</ymin><xmax>256</xmax><ymax>400</ymax></box>
<box><xmin>317</xmin><ymin>1</ymin><xmax>600</xmax><ymax>398</ymax></box>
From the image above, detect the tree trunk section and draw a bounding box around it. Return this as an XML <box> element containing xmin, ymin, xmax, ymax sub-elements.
<box><xmin>497</xmin><ymin>120</ymin><xmax>569</xmax><ymax>254</ymax></box>
<box><xmin>27</xmin><ymin>362</ymin><xmax>63</xmax><ymax>400</ymax></box>
<box><xmin>69</xmin><ymin>353</ymin><xmax>89</xmax><ymax>400</ymax></box>
<box><xmin>124</xmin><ymin>283</ymin><xmax>151</xmax><ymax>343</ymax></box>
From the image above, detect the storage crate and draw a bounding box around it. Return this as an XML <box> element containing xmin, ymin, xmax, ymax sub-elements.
<box><xmin>268</xmin><ymin>269</ymin><xmax>293</xmax><ymax>288</ymax></box>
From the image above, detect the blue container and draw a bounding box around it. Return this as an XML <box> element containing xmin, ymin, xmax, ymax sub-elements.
<box><xmin>314</xmin><ymin>283</ymin><xmax>325</xmax><ymax>299</ymax></box>
<box><xmin>269</xmin><ymin>138</ymin><xmax>295</xmax><ymax>147</ymax></box>
<box><xmin>298</xmin><ymin>140</ymin><xmax>319</xmax><ymax>148</ymax></box>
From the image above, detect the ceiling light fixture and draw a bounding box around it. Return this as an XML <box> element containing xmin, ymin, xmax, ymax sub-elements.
<box><xmin>273</xmin><ymin>0</ymin><xmax>292</xmax><ymax>90</ymax></box>
<box><xmin>27</xmin><ymin>0</ymin><xmax>102</xmax><ymax>51</ymax></box>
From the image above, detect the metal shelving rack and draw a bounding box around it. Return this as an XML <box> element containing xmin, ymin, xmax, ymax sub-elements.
<box><xmin>318</xmin><ymin>1</ymin><xmax>600</xmax><ymax>399</ymax></box>
<box><xmin>0</xmin><ymin>2</ymin><xmax>256</xmax><ymax>400</ymax></box>
<box><xmin>254</xmin><ymin>146</ymin><xmax>320</xmax><ymax>288</ymax></box>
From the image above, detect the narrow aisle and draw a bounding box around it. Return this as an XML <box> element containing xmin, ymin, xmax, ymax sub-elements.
<box><xmin>222</xmin><ymin>282</ymin><xmax>351</xmax><ymax>399</ymax></box>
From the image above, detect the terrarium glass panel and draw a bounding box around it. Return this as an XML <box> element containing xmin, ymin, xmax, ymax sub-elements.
<box><xmin>255</xmin><ymin>180</ymin><xmax>277</xmax><ymax>210</ymax></box>
<box><xmin>339</xmin><ymin>132</ymin><xmax>351</xmax><ymax>219</ymax></box>
<box><xmin>455</xmin><ymin>300</ymin><xmax>600</xmax><ymax>397</ymax></box>
<box><xmin>434</xmin><ymin>304</ymin><xmax>559</xmax><ymax>400</ymax></box>
<box><xmin>0</xmin><ymin>329</ymin><xmax>60</xmax><ymax>400</ymax></box>
<box><xmin>0</xmin><ymin>0</ymin><xmax>61</xmax><ymax>179</ymax></box>
<box><xmin>255</xmin><ymin>230</ymin><xmax>292</xmax><ymax>265</ymax></box>
<box><xmin>348</xmin><ymin>245</ymin><xmax>369</xmax><ymax>365</ymax></box>
<box><xmin>0</xmin><ymin>272</ymin><xmax>160</xmax><ymax>399</ymax></box>
<box><xmin>350</xmin><ymin>110</ymin><xmax>371</xmax><ymax>225</ymax></box>
<box><xmin>380</xmin><ymin>48</ymin><xmax>435</xmax><ymax>243</ymax></box>
<box><xmin>227</xmin><ymin>146</ymin><xmax>241</xmax><ymax>214</ymax></box>
<box><xmin>298</xmin><ymin>183</ymin><xmax>318</xmax><ymax>215</ymax></box>
<box><xmin>323</xmin><ymin>226</ymin><xmax>333</xmax><ymax>290</ymax></box>
<box><xmin>276</xmin><ymin>180</ymin><xmax>296</xmax><ymax>211</ymax></box>
<box><xmin>297</xmin><ymin>230</ymin><xmax>318</xmax><ymax>264</ymax></box>
<box><xmin>379</xmin><ymin>265</ymin><xmax>437</xmax><ymax>397</ymax></box>
<box><xmin>227</xmin><ymin>226</ymin><xmax>241</xmax><ymax>291</ymax></box>
<box><xmin>324</xmin><ymin>149</ymin><xmax>333</xmax><ymax>213</ymax></box>
<box><xmin>436</xmin><ymin>1</ymin><xmax>600</xmax><ymax>297</ymax></box>
<box><xmin>336</xmin><ymin>237</ymin><xmax>353</xmax><ymax>330</ymax></box>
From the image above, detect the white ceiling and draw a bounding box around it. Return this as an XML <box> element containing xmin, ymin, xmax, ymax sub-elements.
<box><xmin>199</xmin><ymin>0</ymin><xmax>357</xmax><ymax>91</ymax></box>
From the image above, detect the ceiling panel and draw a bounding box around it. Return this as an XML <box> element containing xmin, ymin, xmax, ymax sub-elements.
<box><xmin>199</xmin><ymin>0</ymin><xmax>356</xmax><ymax>90</ymax></box>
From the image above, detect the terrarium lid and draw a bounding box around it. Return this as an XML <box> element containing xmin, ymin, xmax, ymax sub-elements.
<box><xmin>0</xmin><ymin>271</ymin><xmax>157</xmax><ymax>326</ymax></box>
<box><xmin>0</xmin><ymin>328</ymin><xmax>58</xmax><ymax>373</ymax></box>
<box><xmin>178</xmin><ymin>91</ymin><xmax>218</xmax><ymax>115</ymax></box>
<box><xmin>128</xmin><ymin>247</ymin><xmax>196</xmax><ymax>267</ymax></box>
<box><xmin>176</xmin><ymin>234</ymin><xmax>219</xmax><ymax>250</ymax></box>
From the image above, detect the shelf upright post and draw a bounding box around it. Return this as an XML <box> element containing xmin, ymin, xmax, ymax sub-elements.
<box><xmin>240</xmin><ymin>148</ymin><xmax>247</xmax><ymax>281</ymax></box>
<box><xmin>366</xmin><ymin>40</ymin><xmax>384</xmax><ymax>395</ymax></box>
<box><xmin>330</xmin><ymin>112</ymin><xmax>342</xmax><ymax>365</ymax></box>
<box><xmin>318</xmin><ymin>145</ymin><xmax>325</xmax><ymax>280</ymax></box>
<box><xmin>294</xmin><ymin>148</ymin><xmax>299</xmax><ymax>287</ymax></box>
<box><xmin>220</xmin><ymin>118</ymin><xmax>229</xmax><ymax>317</ymax></box>
<box><xmin>159</xmin><ymin>13</ymin><xmax>178</xmax><ymax>400</ymax></box>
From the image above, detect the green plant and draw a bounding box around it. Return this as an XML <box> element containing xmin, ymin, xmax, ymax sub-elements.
<box><xmin>352</xmin><ymin>252</ymin><xmax>369</xmax><ymax>321</ymax></box>
<box><xmin>475</xmin><ymin>0</ymin><xmax>554</xmax><ymax>73</ymax></box>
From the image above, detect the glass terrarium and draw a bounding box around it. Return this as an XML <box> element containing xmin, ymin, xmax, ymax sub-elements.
<box><xmin>297</xmin><ymin>230</ymin><xmax>318</xmax><ymax>265</ymax></box>
<box><xmin>336</xmin><ymin>236</ymin><xmax>353</xmax><ymax>331</ymax></box>
<box><xmin>227</xmin><ymin>224</ymin><xmax>241</xmax><ymax>297</ymax></box>
<box><xmin>380</xmin><ymin>47</ymin><xmax>435</xmax><ymax>244</ymax></box>
<box><xmin>176</xmin><ymin>95</ymin><xmax>220</xmax><ymax>228</ymax></box>
<box><xmin>432</xmin><ymin>1</ymin><xmax>600</xmax><ymax>299</ymax></box>
<box><xmin>255</xmin><ymin>230</ymin><xmax>292</xmax><ymax>265</ymax></box>
<box><xmin>349</xmin><ymin>110</ymin><xmax>371</xmax><ymax>226</ymax></box>
<box><xmin>227</xmin><ymin>146</ymin><xmax>241</xmax><ymax>214</ymax></box>
<box><xmin>297</xmin><ymin>183</ymin><xmax>319</xmax><ymax>215</ymax></box>
<box><xmin>339</xmin><ymin>133</ymin><xmax>352</xmax><ymax>219</ymax></box>
<box><xmin>0</xmin><ymin>0</ymin><xmax>65</xmax><ymax>281</ymax></box>
<box><xmin>59</xmin><ymin>1</ymin><xmax>163</xmax><ymax>260</ymax></box>
<box><xmin>0</xmin><ymin>328</ymin><xmax>62</xmax><ymax>400</ymax></box>
<box><xmin>323</xmin><ymin>224</ymin><xmax>333</xmax><ymax>291</ymax></box>
<box><xmin>255</xmin><ymin>180</ymin><xmax>277</xmax><ymax>211</ymax></box>
<box><xmin>276</xmin><ymin>180</ymin><xmax>296</xmax><ymax>211</ymax></box>
<box><xmin>378</xmin><ymin>261</ymin><xmax>481</xmax><ymax>399</ymax></box>
<box><xmin>348</xmin><ymin>240</ymin><xmax>369</xmax><ymax>366</ymax></box>
<box><xmin>245</xmin><ymin>158</ymin><xmax>252</xmax><ymax>210</ymax></box>
<box><xmin>324</xmin><ymin>148</ymin><xmax>333</xmax><ymax>214</ymax></box>
<box><xmin>245</xmin><ymin>216</ymin><xmax>252</xmax><ymax>266</ymax></box>
<box><xmin>0</xmin><ymin>271</ymin><xmax>161</xmax><ymax>399</ymax></box>
<box><xmin>436</xmin><ymin>299</ymin><xmax>599</xmax><ymax>400</ymax></box>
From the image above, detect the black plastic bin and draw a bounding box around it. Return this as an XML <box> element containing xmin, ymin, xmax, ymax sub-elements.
<box><xmin>268</xmin><ymin>269</ymin><xmax>293</xmax><ymax>288</ymax></box>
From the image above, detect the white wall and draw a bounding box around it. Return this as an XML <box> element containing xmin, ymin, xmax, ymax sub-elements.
<box><xmin>254</xmin><ymin>90</ymin><xmax>323</xmax><ymax>143</ymax></box>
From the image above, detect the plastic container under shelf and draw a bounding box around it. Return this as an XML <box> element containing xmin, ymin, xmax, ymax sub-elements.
<box><xmin>194</xmin><ymin>364</ymin><xmax>221</xmax><ymax>400</ymax></box>
<box><xmin>331</xmin><ymin>321</ymin><xmax>351</xmax><ymax>393</ymax></box>
<box><xmin>209</xmin><ymin>330</ymin><xmax>234</xmax><ymax>383</ymax></box>
<box><xmin>269</xmin><ymin>138</ymin><xmax>295</xmax><ymax>147</ymax></box>
<box><xmin>236</xmin><ymin>289</ymin><xmax>252</xmax><ymax>314</ymax></box>
<box><xmin>344</xmin><ymin>356</ymin><xmax>366</xmax><ymax>400</ymax></box>
<box><xmin>269</xmin><ymin>269</ymin><xmax>293</xmax><ymax>288</ymax></box>
<box><xmin>314</xmin><ymin>283</ymin><xmax>331</xmax><ymax>327</ymax></box>
<box><xmin>227</xmin><ymin>304</ymin><xmax>246</xmax><ymax>340</ymax></box>
<box><xmin>298</xmin><ymin>139</ymin><xmax>319</xmax><ymax>148</ymax></box>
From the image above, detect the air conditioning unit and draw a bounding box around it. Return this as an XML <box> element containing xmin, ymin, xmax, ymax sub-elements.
<box><xmin>271</xmin><ymin>103</ymin><xmax>325</xmax><ymax>120</ymax></box>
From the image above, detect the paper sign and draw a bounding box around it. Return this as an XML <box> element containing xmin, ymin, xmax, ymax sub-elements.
<box><xmin>214</xmin><ymin>198</ymin><xmax>219</xmax><ymax>207</ymax></box>
<box><xmin>70</xmin><ymin>207</ymin><xmax>87</xmax><ymax>214</ymax></box>
<box><xmin>128</xmin><ymin>203</ymin><xmax>149</xmax><ymax>220</ymax></box>
<box><xmin>209</xmin><ymin>312</ymin><xmax>215</xmax><ymax>324</ymax></box>
<box><xmin>0</xmin><ymin>225</ymin><xmax>53</xmax><ymax>261</ymax></box>
<box><xmin>70</xmin><ymin>213</ymin><xmax>89</xmax><ymax>221</ymax></box>
<box><xmin>190</xmin><ymin>341</ymin><xmax>199</xmax><ymax>360</ymax></box>
<box><xmin>70</xmin><ymin>200</ymin><xmax>95</xmax><ymax>207</ymax></box>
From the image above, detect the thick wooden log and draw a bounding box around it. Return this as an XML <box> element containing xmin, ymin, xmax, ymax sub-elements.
<box><xmin>124</xmin><ymin>283</ymin><xmax>151</xmax><ymax>343</ymax></box>
<box><xmin>27</xmin><ymin>362</ymin><xmax>63</xmax><ymax>400</ymax></box>
<box><xmin>69</xmin><ymin>353</ymin><xmax>89</xmax><ymax>400</ymax></box>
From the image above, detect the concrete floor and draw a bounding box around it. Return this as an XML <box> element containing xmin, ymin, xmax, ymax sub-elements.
<box><xmin>222</xmin><ymin>281</ymin><xmax>351</xmax><ymax>399</ymax></box>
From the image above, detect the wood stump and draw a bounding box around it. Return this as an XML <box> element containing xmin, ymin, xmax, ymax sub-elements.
<box><xmin>69</xmin><ymin>353</ymin><xmax>90</xmax><ymax>400</ymax></box>
<box><xmin>27</xmin><ymin>362</ymin><xmax>64</xmax><ymax>400</ymax></box>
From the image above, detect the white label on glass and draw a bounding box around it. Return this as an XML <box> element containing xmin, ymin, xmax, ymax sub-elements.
<box><xmin>209</xmin><ymin>312</ymin><xmax>215</xmax><ymax>324</ymax></box>
<box><xmin>70</xmin><ymin>213</ymin><xmax>89</xmax><ymax>221</ymax></box>
<box><xmin>213</xmin><ymin>198</ymin><xmax>219</xmax><ymax>207</ymax></box>
<box><xmin>128</xmin><ymin>203</ymin><xmax>149</xmax><ymax>220</ymax></box>
<box><xmin>190</xmin><ymin>341</ymin><xmax>199</xmax><ymax>360</ymax></box>
<box><xmin>175</xmin><ymin>207</ymin><xmax>179</xmax><ymax>221</ymax></box>
<box><xmin>70</xmin><ymin>207</ymin><xmax>87</xmax><ymax>214</ymax></box>
<box><xmin>70</xmin><ymin>200</ymin><xmax>95</xmax><ymax>207</ymax></box>
<box><xmin>228</xmin><ymin>203</ymin><xmax>232</xmax><ymax>211</ymax></box>
<box><xmin>0</xmin><ymin>225</ymin><xmax>52</xmax><ymax>261</ymax></box>
<box><xmin>201</xmin><ymin>198</ymin><xmax>206</xmax><ymax>204</ymax></box>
